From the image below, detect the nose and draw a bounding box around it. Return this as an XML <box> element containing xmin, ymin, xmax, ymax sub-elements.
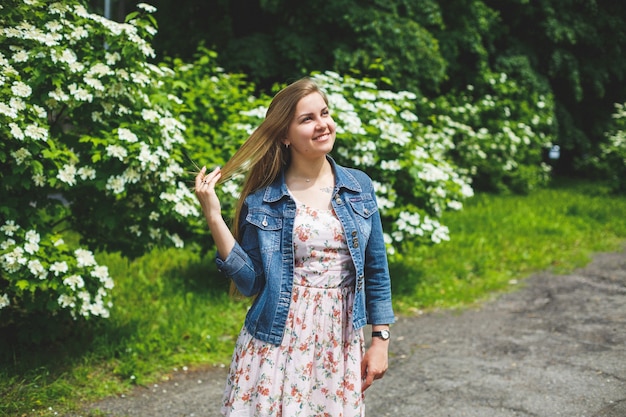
<box><xmin>316</xmin><ymin>117</ymin><xmax>327</xmax><ymax>130</ymax></box>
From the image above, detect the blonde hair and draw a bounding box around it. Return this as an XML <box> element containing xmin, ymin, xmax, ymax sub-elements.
<box><xmin>218</xmin><ymin>77</ymin><xmax>329</xmax><ymax>239</ymax></box>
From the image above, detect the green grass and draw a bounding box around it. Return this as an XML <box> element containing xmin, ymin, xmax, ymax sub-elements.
<box><xmin>390</xmin><ymin>179</ymin><xmax>626</xmax><ymax>312</ymax></box>
<box><xmin>1</xmin><ymin>179</ymin><xmax>626</xmax><ymax>417</ymax></box>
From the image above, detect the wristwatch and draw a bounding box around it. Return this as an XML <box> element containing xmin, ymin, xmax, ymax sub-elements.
<box><xmin>371</xmin><ymin>329</ymin><xmax>390</xmax><ymax>340</ymax></box>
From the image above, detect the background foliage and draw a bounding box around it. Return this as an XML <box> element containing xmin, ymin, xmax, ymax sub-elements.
<box><xmin>141</xmin><ymin>0</ymin><xmax>626</xmax><ymax>180</ymax></box>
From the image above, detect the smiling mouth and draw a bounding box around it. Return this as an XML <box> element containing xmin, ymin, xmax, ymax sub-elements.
<box><xmin>314</xmin><ymin>133</ymin><xmax>331</xmax><ymax>141</ymax></box>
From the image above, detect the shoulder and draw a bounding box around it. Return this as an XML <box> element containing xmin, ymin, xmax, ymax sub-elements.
<box><xmin>338</xmin><ymin>165</ymin><xmax>374</xmax><ymax>191</ymax></box>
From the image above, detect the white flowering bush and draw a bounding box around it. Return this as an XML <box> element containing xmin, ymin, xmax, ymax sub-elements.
<box><xmin>0</xmin><ymin>1</ymin><xmax>200</xmax><ymax>327</ymax></box>
<box><xmin>585</xmin><ymin>102</ymin><xmax>626</xmax><ymax>193</ymax></box>
<box><xmin>423</xmin><ymin>70</ymin><xmax>557</xmax><ymax>193</ymax></box>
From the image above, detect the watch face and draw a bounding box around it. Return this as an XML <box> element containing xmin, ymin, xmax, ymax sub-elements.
<box><xmin>373</xmin><ymin>330</ymin><xmax>390</xmax><ymax>340</ymax></box>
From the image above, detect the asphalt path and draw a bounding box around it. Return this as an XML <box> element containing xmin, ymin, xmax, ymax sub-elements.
<box><xmin>88</xmin><ymin>245</ymin><xmax>626</xmax><ymax>417</ymax></box>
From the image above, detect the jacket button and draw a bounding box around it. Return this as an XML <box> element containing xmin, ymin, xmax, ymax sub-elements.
<box><xmin>351</xmin><ymin>231</ymin><xmax>357</xmax><ymax>237</ymax></box>
<box><xmin>335</xmin><ymin>196</ymin><xmax>342</xmax><ymax>204</ymax></box>
<box><xmin>364</xmin><ymin>208</ymin><xmax>369</xmax><ymax>215</ymax></box>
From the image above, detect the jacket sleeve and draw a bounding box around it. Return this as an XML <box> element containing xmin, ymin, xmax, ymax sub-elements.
<box><xmin>362</xmin><ymin>175</ymin><xmax>396</xmax><ymax>325</ymax></box>
<box><xmin>215</xmin><ymin>202</ymin><xmax>265</xmax><ymax>297</ymax></box>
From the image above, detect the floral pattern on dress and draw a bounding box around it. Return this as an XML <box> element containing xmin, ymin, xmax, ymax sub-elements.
<box><xmin>222</xmin><ymin>203</ymin><xmax>364</xmax><ymax>417</ymax></box>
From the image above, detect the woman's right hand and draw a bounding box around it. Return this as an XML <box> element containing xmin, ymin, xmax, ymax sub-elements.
<box><xmin>195</xmin><ymin>166</ymin><xmax>223</xmax><ymax>223</ymax></box>
<box><xmin>195</xmin><ymin>166</ymin><xmax>236</xmax><ymax>260</ymax></box>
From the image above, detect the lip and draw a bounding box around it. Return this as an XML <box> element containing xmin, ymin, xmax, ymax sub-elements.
<box><xmin>313</xmin><ymin>133</ymin><xmax>331</xmax><ymax>141</ymax></box>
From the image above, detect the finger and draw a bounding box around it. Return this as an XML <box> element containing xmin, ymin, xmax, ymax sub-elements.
<box><xmin>362</xmin><ymin>372</ymin><xmax>374</xmax><ymax>392</ymax></box>
<box><xmin>201</xmin><ymin>167</ymin><xmax>221</xmax><ymax>187</ymax></box>
<box><xmin>206</xmin><ymin>169</ymin><xmax>222</xmax><ymax>187</ymax></box>
<box><xmin>195</xmin><ymin>166</ymin><xmax>207</xmax><ymax>189</ymax></box>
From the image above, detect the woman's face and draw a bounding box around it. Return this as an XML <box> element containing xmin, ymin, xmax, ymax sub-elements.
<box><xmin>284</xmin><ymin>92</ymin><xmax>336</xmax><ymax>159</ymax></box>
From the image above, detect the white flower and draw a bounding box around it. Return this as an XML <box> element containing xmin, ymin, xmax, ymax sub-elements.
<box><xmin>28</xmin><ymin>259</ymin><xmax>48</xmax><ymax>280</ymax></box>
<box><xmin>74</xmin><ymin>248</ymin><xmax>96</xmax><ymax>268</ymax></box>
<box><xmin>32</xmin><ymin>173</ymin><xmax>45</xmax><ymax>187</ymax></box>
<box><xmin>68</xmin><ymin>26</ymin><xmax>89</xmax><ymax>41</ymax></box>
<box><xmin>10</xmin><ymin>97</ymin><xmax>25</xmax><ymax>112</ymax></box>
<box><xmin>9</xmin><ymin>123</ymin><xmax>28</xmax><ymax>141</ymax></box>
<box><xmin>1</xmin><ymin>220</ymin><xmax>19</xmax><ymax>237</ymax></box>
<box><xmin>381</xmin><ymin>160</ymin><xmax>401</xmax><ymax>171</ymax></box>
<box><xmin>399</xmin><ymin>110</ymin><xmax>418</xmax><ymax>122</ymax></box>
<box><xmin>11</xmin><ymin>81</ymin><xmax>32</xmax><ymax>97</ymax></box>
<box><xmin>24</xmin><ymin>230</ymin><xmax>40</xmax><ymax>254</ymax></box>
<box><xmin>58</xmin><ymin>294</ymin><xmax>75</xmax><ymax>308</ymax></box>
<box><xmin>1</xmin><ymin>247</ymin><xmax>27</xmax><ymax>273</ymax></box>
<box><xmin>137</xmin><ymin>3</ymin><xmax>157</xmax><ymax>13</ymax></box>
<box><xmin>105</xmin><ymin>52</ymin><xmax>121</xmax><ymax>65</ymax></box>
<box><xmin>118</xmin><ymin>127</ymin><xmax>138</xmax><ymax>143</ymax></box>
<box><xmin>240</xmin><ymin>106</ymin><xmax>267</xmax><ymax>119</ymax></box>
<box><xmin>49</xmin><ymin>87</ymin><xmax>70</xmax><ymax>102</ymax></box>
<box><xmin>141</xmin><ymin>109</ymin><xmax>159</xmax><ymax>122</ymax></box>
<box><xmin>57</xmin><ymin>164</ymin><xmax>77</xmax><ymax>185</ymax></box>
<box><xmin>68</xmin><ymin>83</ymin><xmax>93</xmax><ymax>102</ymax></box>
<box><xmin>106</xmin><ymin>175</ymin><xmax>126</xmax><ymax>194</ymax></box>
<box><xmin>447</xmin><ymin>200</ymin><xmax>463</xmax><ymax>210</ymax></box>
<box><xmin>354</xmin><ymin>90</ymin><xmax>377</xmax><ymax>101</ymax></box>
<box><xmin>0</xmin><ymin>293</ymin><xmax>10</xmax><ymax>310</ymax></box>
<box><xmin>12</xmin><ymin>50</ymin><xmax>29</xmax><ymax>62</ymax></box>
<box><xmin>0</xmin><ymin>103</ymin><xmax>18</xmax><ymax>119</ymax></box>
<box><xmin>106</xmin><ymin>144</ymin><xmax>128</xmax><ymax>160</ymax></box>
<box><xmin>63</xmin><ymin>274</ymin><xmax>85</xmax><ymax>290</ymax></box>
<box><xmin>84</xmin><ymin>76</ymin><xmax>104</xmax><ymax>91</ymax></box>
<box><xmin>32</xmin><ymin>104</ymin><xmax>47</xmax><ymax>119</ymax></box>
<box><xmin>431</xmin><ymin>224</ymin><xmax>450</xmax><ymax>244</ymax></box>
<box><xmin>44</xmin><ymin>21</ymin><xmax>63</xmax><ymax>32</ymax></box>
<box><xmin>169</xmin><ymin>233</ymin><xmax>184</xmax><ymax>248</ymax></box>
<box><xmin>10</xmin><ymin>148</ymin><xmax>31</xmax><ymax>164</ymax></box>
<box><xmin>1</xmin><ymin>238</ymin><xmax>15</xmax><ymax>250</ymax></box>
<box><xmin>50</xmin><ymin>261</ymin><xmax>69</xmax><ymax>276</ymax></box>
<box><xmin>24</xmin><ymin>124</ymin><xmax>48</xmax><ymax>141</ymax></box>
<box><xmin>87</xmin><ymin>63</ymin><xmax>113</xmax><ymax>78</ymax></box>
<box><xmin>77</xmin><ymin>166</ymin><xmax>96</xmax><ymax>180</ymax></box>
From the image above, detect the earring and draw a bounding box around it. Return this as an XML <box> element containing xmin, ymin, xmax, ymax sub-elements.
<box><xmin>285</xmin><ymin>143</ymin><xmax>290</xmax><ymax>149</ymax></box>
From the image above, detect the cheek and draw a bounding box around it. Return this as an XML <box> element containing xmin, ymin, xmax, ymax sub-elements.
<box><xmin>329</xmin><ymin>118</ymin><xmax>337</xmax><ymax>132</ymax></box>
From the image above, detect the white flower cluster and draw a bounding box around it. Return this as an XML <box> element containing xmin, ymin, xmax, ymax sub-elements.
<box><xmin>393</xmin><ymin>211</ymin><xmax>450</xmax><ymax>244</ymax></box>
<box><xmin>0</xmin><ymin>220</ymin><xmax>114</xmax><ymax>318</ymax></box>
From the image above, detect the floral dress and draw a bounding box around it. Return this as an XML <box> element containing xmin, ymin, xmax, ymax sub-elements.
<box><xmin>221</xmin><ymin>201</ymin><xmax>365</xmax><ymax>417</ymax></box>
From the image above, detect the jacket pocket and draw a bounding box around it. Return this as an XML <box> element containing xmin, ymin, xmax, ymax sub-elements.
<box><xmin>246</xmin><ymin>209</ymin><xmax>283</xmax><ymax>252</ymax></box>
<box><xmin>348</xmin><ymin>196</ymin><xmax>378</xmax><ymax>219</ymax></box>
<box><xmin>347</xmin><ymin>195</ymin><xmax>377</xmax><ymax>240</ymax></box>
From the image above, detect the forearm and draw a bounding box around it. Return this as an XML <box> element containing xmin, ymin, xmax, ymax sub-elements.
<box><xmin>207</xmin><ymin>215</ymin><xmax>235</xmax><ymax>261</ymax></box>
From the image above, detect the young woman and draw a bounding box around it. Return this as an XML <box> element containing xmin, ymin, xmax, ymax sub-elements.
<box><xmin>195</xmin><ymin>77</ymin><xmax>395</xmax><ymax>416</ymax></box>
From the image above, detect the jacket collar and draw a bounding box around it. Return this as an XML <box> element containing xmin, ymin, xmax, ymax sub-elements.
<box><xmin>262</xmin><ymin>155</ymin><xmax>362</xmax><ymax>203</ymax></box>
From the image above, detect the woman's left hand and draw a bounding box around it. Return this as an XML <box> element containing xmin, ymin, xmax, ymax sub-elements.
<box><xmin>361</xmin><ymin>341</ymin><xmax>389</xmax><ymax>392</ymax></box>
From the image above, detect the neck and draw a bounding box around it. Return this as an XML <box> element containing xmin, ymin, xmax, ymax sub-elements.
<box><xmin>287</xmin><ymin>157</ymin><xmax>332</xmax><ymax>182</ymax></box>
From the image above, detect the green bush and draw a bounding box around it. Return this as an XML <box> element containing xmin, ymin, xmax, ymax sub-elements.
<box><xmin>584</xmin><ymin>102</ymin><xmax>626</xmax><ymax>193</ymax></box>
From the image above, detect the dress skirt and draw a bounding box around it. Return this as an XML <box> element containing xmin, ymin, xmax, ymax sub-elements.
<box><xmin>221</xmin><ymin>203</ymin><xmax>365</xmax><ymax>417</ymax></box>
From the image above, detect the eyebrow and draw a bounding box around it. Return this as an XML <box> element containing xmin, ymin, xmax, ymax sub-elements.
<box><xmin>296</xmin><ymin>107</ymin><xmax>329</xmax><ymax>119</ymax></box>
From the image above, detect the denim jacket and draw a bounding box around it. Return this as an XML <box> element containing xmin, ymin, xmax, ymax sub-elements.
<box><xmin>216</xmin><ymin>157</ymin><xmax>395</xmax><ymax>345</ymax></box>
